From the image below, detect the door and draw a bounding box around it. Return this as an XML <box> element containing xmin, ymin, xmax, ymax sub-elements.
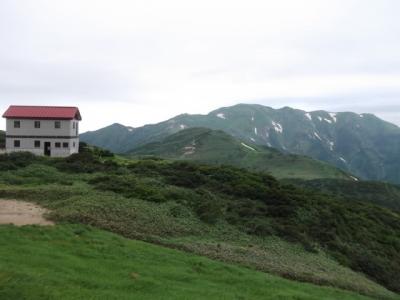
<box><xmin>44</xmin><ymin>142</ymin><xmax>51</xmax><ymax>156</ymax></box>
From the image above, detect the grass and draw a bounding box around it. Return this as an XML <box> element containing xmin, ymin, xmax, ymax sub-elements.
<box><xmin>0</xmin><ymin>224</ymin><xmax>375</xmax><ymax>300</ymax></box>
<box><xmin>0</xmin><ymin>178</ymin><xmax>396</xmax><ymax>299</ymax></box>
<box><xmin>0</xmin><ymin>151</ymin><xmax>399</xmax><ymax>299</ymax></box>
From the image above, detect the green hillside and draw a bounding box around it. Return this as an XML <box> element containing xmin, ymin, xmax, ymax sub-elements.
<box><xmin>284</xmin><ymin>178</ymin><xmax>400</xmax><ymax>211</ymax></box>
<box><xmin>0</xmin><ymin>224</ymin><xmax>376</xmax><ymax>300</ymax></box>
<box><xmin>80</xmin><ymin>103</ymin><xmax>400</xmax><ymax>184</ymax></box>
<box><xmin>0</xmin><ymin>151</ymin><xmax>399</xmax><ymax>298</ymax></box>
<box><xmin>129</xmin><ymin>127</ymin><xmax>354</xmax><ymax>180</ymax></box>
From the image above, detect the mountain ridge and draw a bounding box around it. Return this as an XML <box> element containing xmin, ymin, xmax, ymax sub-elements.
<box><xmin>80</xmin><ymin>103</ymin><xmax>400</xmax><ymax>184</ymax></box>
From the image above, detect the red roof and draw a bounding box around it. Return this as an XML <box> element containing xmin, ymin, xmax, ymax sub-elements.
<box><xmin>2</xmin><ymin>105</ymin><xmax>82</xmax><ymax>120</ymax></box>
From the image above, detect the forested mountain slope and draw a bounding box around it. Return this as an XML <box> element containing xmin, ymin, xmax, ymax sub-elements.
<box><xmin>81</xmin><ymin>104</ymin><xmax>400</xmax><ymax>183</ymax></box>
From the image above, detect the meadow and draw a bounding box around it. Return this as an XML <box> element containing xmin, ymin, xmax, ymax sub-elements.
<box><xmin>0</xmin><ymin>224</ymin><xmax>375</xmax><ymax>300</ymax></box>
<box><xmin>0</xmin><ymin>150</ymin><xmax>399</xmax><ymax>299</ymax></box>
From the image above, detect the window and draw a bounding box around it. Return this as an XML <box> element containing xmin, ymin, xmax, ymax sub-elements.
<box><xmin>63</xmin><ymin>142</ymin><xmax>69</xmax><ymax>148</ymax></box>
<box><xmin>55</xmin><ymin>121</ymin><xmax>61</xmax><ymax>129</ymax></box>
<box><xmin>73</xmin><ymin>122</ymin><xmax>76</xmax><ymax>129</ymax></box>
<box><xmin>14</xmin><ymin>120</ymin><xmax>20</xmax><ymax>128</ymax></box>
<box><xmin>34</xmin><ymin>121</ymin><xmax>41</xmax><ymax>128</ymax></box>
<box><xmin>55</xmin><ymin>142</ymin><xmax>61</xmax><ymax>148</ymax></box>
<box><xmin>34</xmin><ymin>140</ymin><xmax>40</xmax><ymax>148</ymax></box>
<box><xmin>73</xmin><ymin>142</ymin><xmax>76</xmax><ymax>148</ymax></box>
<box><xmin>14</xmin><ymin>140</ymin><xmax>20</xmax><ymax>147</ymax></box>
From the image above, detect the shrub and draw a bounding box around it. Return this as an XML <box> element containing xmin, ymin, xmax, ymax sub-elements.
<box><xmin>54</xmin><ymin>152</ymin><xmax>118</xmax><ymax>173</ymax></box>
<box><xmin>162</xmin><ymin>162</ymin><xmax>207</xmax><ymax>188</ymax></box>
<box><xmin>79</xmin><ymin>142</ymin><xmax>114</xmax><ymax>158</ymax></box>
<box><xmin>89</xmin><ymin>175</ymin><xmax>167</xmax><ymax>203</ymax></box>
<box><xmin>193</xmin><ymin>189</ymin><xmax>223</xmax><ymax>224</ymax></box>
<box><xmin>0</xmin><ymin>152</ymin><xmax>39</xmax><ymax>171</ymax></box>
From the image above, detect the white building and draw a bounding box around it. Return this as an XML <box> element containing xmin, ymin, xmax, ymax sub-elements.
<box><xmin>2</xmin><ymin>105</ymin><xmax>82</xmax><ymax>157</ymax></box>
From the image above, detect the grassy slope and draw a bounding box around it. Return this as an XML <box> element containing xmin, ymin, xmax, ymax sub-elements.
<box><xmin>0</xmin><ymin>154</ymin><xmax>398</xmax><ymax>299</ymax></box>
<box><xmin>284</xmin><ymin>178</ymin><xmax>400</xmax><ymax>211</ymax></box>
<box><xmin>0</xmin><ymin>224</ymin><xmax>374</xmax><ymax>300</ymax></box>
<box><xmin>1</xmin><ymin>179</ymin><xmax>392</xmax><ymax>299</ymax></box>
<box><xmin>129</xmin><ymin>127</ymin><xmax>353</xmax><ymax>180</ymax></box>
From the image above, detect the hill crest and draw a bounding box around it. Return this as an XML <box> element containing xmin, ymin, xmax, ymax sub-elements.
<box><xmin>80</xmin><ymin>103</ymin><xmax>400</xmax><ymax>183</ymax></box>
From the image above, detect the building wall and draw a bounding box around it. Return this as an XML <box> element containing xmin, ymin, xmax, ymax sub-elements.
<box><xmin>6</xmin><ymin>137</ymin><xmax>79</xmax><ymax>157</ymax></box>
<box><xmin>6</xmin><ymin>119</ymin><xmax>78</xmax><ymax>136</ymax></box>
<box><xmin>5</xmin><ymin>118</ymin><xmax>80</xmax><ymax>157</ymax></box>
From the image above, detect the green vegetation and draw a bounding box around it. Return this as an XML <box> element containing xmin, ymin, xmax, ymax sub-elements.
<box><xmin>0</xmin><ymin>151</ymin><xmax>399</xmax><ymax>299</ymax></box>
<box><xmin>129</xmin><ymin>127</ymin><xmax>353</xmax><ymax>180</ymax></box>
<box><xmin>0</xmin><ymin>225</ymin><xmax>374</xmax><ymax>300</ymax></box>
<box><xmin>80</xmin><ymin>103</ymin><xmax>400</xmax><ymax>184</ymax></box>
<box><xmin>285</xmin><ymin>178</ymin><xmax>400</xmax><ymax>211</ymax></box>
<box><xmin>0</xmin><ymin>130</ymin><xmax>5</xmax><ymax>148</ymax></box>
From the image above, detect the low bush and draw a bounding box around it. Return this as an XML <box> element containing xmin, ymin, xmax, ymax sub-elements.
<box><xmin>1</xmin><ymin>154</ymin><xmax>399</xmax><ymax>294</ymax></box>
<box><xmin>124</xmin><ymin>160</ymin><xmax>400</xmax><ymax>293</ymax></box>
<box><xmin>193</xmin><ymin>189</ymin><xmax>223</xmax><ymax>224</ymax></box>
<box><xmin>79</xmin><ymin>142</ymin><xmax>114</xmax><ymax>158</ymax></box>
<box><xmin>89</xmin><ymin>175</ymin><xmax>167</xmax><ymax>203</ymax></box>
<box><xmin>0</xmin><ymin>130</ymin><xmax>5</xmax><ymax>148</ymax></box>
<box><xmin>54</xmin><ymin>151</ymin><xmax>118</xmax><ymax>173</ymax></box>
<box><xmin>0</xmin><ymin>164</ymin><xmax>73</xmax><ymax>185</ymax></box>
<box><xmin>0</xmin><ymin>152</ymin><xmax>39</xmax><ymax>171</ymax></box>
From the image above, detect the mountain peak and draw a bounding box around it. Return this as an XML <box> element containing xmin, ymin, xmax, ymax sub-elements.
<box><xmin>80</xmin><ymin>103</ymin><xmax>400</xmax><ymax>184</ymax></box>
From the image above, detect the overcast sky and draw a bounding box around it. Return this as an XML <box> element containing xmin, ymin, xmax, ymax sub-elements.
<box><xmin>0</xmin><ymin>0</ymin><xmax>399</xmax><ymax>132</ymax></box>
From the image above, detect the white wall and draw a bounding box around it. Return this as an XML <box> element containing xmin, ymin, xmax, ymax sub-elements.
<box><xmin>5</xmin><ymin>118</ymin><xmax>80</xmax><ymax>157</ymax></box>
<box><xmin>6</xmin><ymin>119</ymin><xmax>79</xmax><ymax>136</ymax></box>
<box><xmin>6</xmin><ymin>137</ymin><xmax>79</xmax><ymax>157</ymax></box>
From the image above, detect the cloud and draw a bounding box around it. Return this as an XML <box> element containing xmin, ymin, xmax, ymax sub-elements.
<box><xmin>0</xmin><ymin>0</ymin><xmax>399</xmax><ymax>131</ymax></box>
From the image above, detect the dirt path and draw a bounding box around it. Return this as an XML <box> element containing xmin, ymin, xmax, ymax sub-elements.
<box><xmin>0</xmin><ymin>199</ymin><xmax>54</xmax><ymax>226</ymax></box>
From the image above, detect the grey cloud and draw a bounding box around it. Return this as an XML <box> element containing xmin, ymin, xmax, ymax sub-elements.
<box><xmin>0</xmin><ymin>59</ymin><xmax>134</xmax><ymax>100</ymax></box>
<box><xmin>0</xmin><ymin>0</ymin><xmax>400</xmax><ymax>129</ymax></box>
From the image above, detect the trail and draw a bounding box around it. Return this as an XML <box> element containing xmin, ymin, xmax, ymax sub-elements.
<box><xmin>0</xmin><ymin>199</ymin><xmax>54</xmax><ymax>226</ymax></box>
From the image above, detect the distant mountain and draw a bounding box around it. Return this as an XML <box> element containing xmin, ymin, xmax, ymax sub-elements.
<box><xmin>129</xmin><ymin>127</ymin><xmax>354</xmax><ymax>180</ymax></box>
<box><xmin>80</xmin><ymin>103</ymin><xmax>400</xmax><ymax>183</ymax></box>
<box><xmin>79</xmin><ymin>123</ymin><xmax>135</xmax><ymax>152</ymax></box>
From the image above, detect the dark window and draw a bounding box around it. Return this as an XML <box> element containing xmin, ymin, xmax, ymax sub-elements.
<box><xmin>14</xmin><ymin>121</ymin><xmax>20</xmax><ymax>128</ymax></box>
<box><xmin>55</xmin><ymin>121</ymin><xmax>61</xmax><ymax>129</ymax></box>
<box><xmin>55</xmin><ymin>142</ymin><xmax>61</xmax><ymax>148</ymax></box>
<box><xmin>34</xmin><ymin>140</ymin><xmax>40</xmax><ymax>148</ymax></box>
<box><xmin>14</xmin><ymin>140</ymin><xmax>20</xmax><ymax>147</ymax></box>
<box><xmin>73</xmin><ymin>142</ymin><xmax>76</xmax><ymax>148</ymax></box>
<box><xmin>63</xmin><ymin>142</ymin><xmax>68</xmax><ymax>148</ymax></box>
<box><xmin>73</xmin><ymin>122</ymin><xmax>76</xmax><ymax>129</ymax></box>
<box><xmin>34</xmin><ymin>121</ymin><xmax>41</xmax><ymax>128</ymax></box>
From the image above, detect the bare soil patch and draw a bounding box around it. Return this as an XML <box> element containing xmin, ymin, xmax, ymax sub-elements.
<box><xmin>0</xmin><ymin>199</ymin><xmax>54</xmax><ymax>226</ymax></box>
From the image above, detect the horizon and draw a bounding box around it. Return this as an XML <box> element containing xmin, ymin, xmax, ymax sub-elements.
<box><xmin>1</xmin><ymin>0</ymin><xmax>399</xmax><ymax>131</ymax></box>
